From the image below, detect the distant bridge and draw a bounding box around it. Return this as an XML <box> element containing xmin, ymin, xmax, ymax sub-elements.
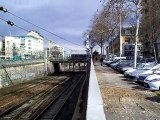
<box><xmin>49</xmin><ymin>58</ymin><xmax>88</xmax><ymax>63</ymax></box>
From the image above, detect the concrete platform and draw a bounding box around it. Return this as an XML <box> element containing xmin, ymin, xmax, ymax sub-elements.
<box><xmin>86</xmin><ymin>60</ymin><xmax>106</xmax><ymax>120</ymax></box>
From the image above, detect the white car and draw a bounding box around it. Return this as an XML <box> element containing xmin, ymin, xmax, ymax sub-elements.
<box><xmin>124</xmin><ymin>68</ymin><xmax>136</xmax><ymax>77</ymax></box>
<box><xmin>124</xmin><ymin>63</ymin><xmax>155</xmax><ymax>79</ymax></box>
<box><xmin>122</xmin><ymin>66</ymin><xmax>133</xmax><ymax>72</ymax></box>
<box><xmin>136</xmin><ymin>64</ymin><xmax>160</xmax><ymax>82</ymax></box>
<box><xmin>121</xmin><ymin>62</ymin><xmax>141</xmax><ymax>73</ymax></box>
<box><xmin>124</xmin><ymin>63</ymin><xmax>145</xmax><ymax>78</ymax></box>
<box><xmin>129</xmin><ymin>63</ymin><xmax>156</xmax><ymax>79</ymax></box>
<box><xmin>110</xmin><ymin>62</ymin><xmax>119</xmax><ymax>68</ymax></box>
<box><xmin>103</xmin><ymin>60</ymin><xmax>112</xmax><ymax>64</ymax></box>
<box><xmin>144</xmin><ymin>74</ymin><xmax>160</xmax><ymax>90</ymax></box>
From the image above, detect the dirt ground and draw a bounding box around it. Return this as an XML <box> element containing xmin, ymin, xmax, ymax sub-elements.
<box><xmin>95</xmin><ymin>62</ymin><xmax>160</xmax><ymax>120</ymax></box>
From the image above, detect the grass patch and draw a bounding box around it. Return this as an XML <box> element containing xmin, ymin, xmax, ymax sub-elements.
<box><xmin>155</xmin><ymin>91</ymin><xmax>160</xmax><ymax>96</ymax></box>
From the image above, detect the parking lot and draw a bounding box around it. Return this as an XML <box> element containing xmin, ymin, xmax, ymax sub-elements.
<box><xmin>95</xmin><ymin>62</ymin><xmax>160</xmax><ymax>120</ymax></box>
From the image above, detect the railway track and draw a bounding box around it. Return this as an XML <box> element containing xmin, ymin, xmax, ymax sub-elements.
<box><xmin>0</xmin><ymin>72</ymin><xmax>86</xmax><ymax>120</ymax></box>
<box><xmin>0</xmin><ymin>75</ymin><xmax>68</xmax><ymax>99</ymax></box>
<box><xmin>0</xmin><ymin>77</ymin><xmax>68</xmax><ymax>112</ymax></box>
<box><xmin>32</xmin><ymin>72</ymin><xmax>86</xmax><ymax>120</ymax></box>
<box><xmin>0</xmin><ymin>75</ymin><xmax>71</xmax><ymax>119</ymax></box>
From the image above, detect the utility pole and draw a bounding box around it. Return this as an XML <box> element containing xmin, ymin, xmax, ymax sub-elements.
<box><xmin>107</xmin><ymin>45</ymin><xmax>109</xmax><ymax>60</ymax></box>
<box><xmin>100</xmin><ymin>35</ymin><xmax>103</xmax><ymax>58</ymax></box>
<box><xmin>100</xmin><ymin>35</ymin><xmax>103</xmax><ymax>66</ymax></box>
<box><xmin>112</xmin><ymin>39</ymin><xmax>114</xmax><ymax>59</ymax></box>
<box><xmin>134</xmin><ymin>0</ymin><xmax>141</xmax><ymax>68</ymax></box>
<box><xmin>153</xmin><ymin>43</ymin><xmax>157</xmax><ymax>63</ymax></box>
<box><xmin>44</xmin><ymin>48</ymin><xmax>48</xmax><ymax>75</ymax></box>
<box><xmin>120</xmin><ymin>14</ymin><xmax>122</xmax><ymax>62</ymax></box>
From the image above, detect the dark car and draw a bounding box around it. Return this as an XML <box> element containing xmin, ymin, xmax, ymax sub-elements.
<box><xmin>116</xmin><ymin>61</ymin><xmax>133</xmax><ymax>73</ymax></box>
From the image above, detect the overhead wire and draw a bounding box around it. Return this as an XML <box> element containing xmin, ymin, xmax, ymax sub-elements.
<box><xmin>0</xmin><ymin>17</ymin><xmax>73</xmax><ymax>52</ymax></box>
<box><xmin>4</xmin><ymin>9</ymin><xmax>84</xmax><ymax>48</ymax></box>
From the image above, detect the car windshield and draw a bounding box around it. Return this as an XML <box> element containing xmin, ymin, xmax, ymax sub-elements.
<box><xmin>122</xmin><ymin>61</ymin><xmax>132</xmax><ymax>65</ymax></box>
<box><xmin>137</xmin><ymin>63</ymin><xmax>145</xmax><ymax>69</ymax></box>
<box><xmin>128</xmin><ymin>62</ymin><xmax>134</xmax><ymax>67</ymax></box>
<box><xmin>112</xmin><ymin>59</ymin><xmax>120</xmax><ymax>63</ymax></box>
<box><xmin>138</xmin><ymin>63</ymin><xmax>155</xmax><ymax>70</ymax></box>
<box><xmin>119</xmin><ymin>60</ymin><xmax>127</xmax><ymax>64</ymax></box>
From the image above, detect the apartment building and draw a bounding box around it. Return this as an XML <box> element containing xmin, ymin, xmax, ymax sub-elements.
<box><xmin>108</xmin><ymin>27</ymin><xmax>142</xmax><ymax>58</ymax></box>
<box><xmin>0</xmin><ymin>36</ymin><xmax>3</xmax><ymax>58</ymax></box>
<box><xmin>4</xmin><ymin>31</ymin><xmax>44</xmax><ymax>59</ymax></box>
<box><xmin>123</xmin><ymin>43</ymin><xmax>142</xmax><ymax>59</ymax></box>
<box><xmin>48</xmin><ymin>40</ymin><xmax>64</xmax><ymax>58</ymax></box>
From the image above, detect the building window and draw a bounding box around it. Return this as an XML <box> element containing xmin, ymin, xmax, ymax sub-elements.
<box><xmin>20</xmin><ymin>45</ymin><xmax>25</xmax><ymax>48</ymax></box>
<box><xmin>7</xmin><ymin>41</ymin><xmax>9</xmax><ymax>44</ymax></box>
<box><xmin>21</xmin><ymin>38</ymin><xmax>25</xmax><ymax>43</ymax></box>
<box><xmin>28</xmin><ymin>40</ymin><xmax>31</xmax><ymax>42</ymax></box>
<box><xmin>125</xmin><ymin>38</ymin><xmax>130</xmax><ymax>43</ymax></box>
<box><xmin>28</xmin><ymin>47</ymin><xmax>31</xmax><ymax>49</ymax></box>
<box><xmin>28</xmin><ymin>43</ymin><xmax>31</xmax><ymax>46</ymax></box>
<box><xmin>125</xmin><ymin>46</ymin><xmax>129</xmax><ymax>50</ymax></box>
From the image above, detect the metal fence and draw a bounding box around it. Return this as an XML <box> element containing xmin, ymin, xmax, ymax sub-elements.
<box><xmin>0</xmin><ymin>59</ymin><xmax>45</xmax><ymax>67</ymax></box>
<box><xmin>0</xmin><ymin>49</ymin><xmax>88</xmax><ymax>88</ymax></box>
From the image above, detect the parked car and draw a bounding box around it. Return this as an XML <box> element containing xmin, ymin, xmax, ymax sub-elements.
<box><xmin>121</xmin><ymin>65</ymin><xmax>134</xmax><ymax>73</ymax></box>
<box><xmin>110</xmin><ymin>62</ymin><xmax>119</xmax><ymax>69</ymax></box>
<box><xmin>143</xmin><ymin>73</ymin><xmax>160</xmax><ymax>90</ymax></box>
<box><xmin>107</xmin><ymin>58</ymin><xmax>126</xmax><ymax>67</ymax></box>
<box><xmin>124</xmin><ymin>62</ymin><xmax>155</xmax><ymax>79</ymax></box>
<box><xmin>124</xmin><ymin>63</ymin><xmax>145</xmax><ymax>78</ymax></box>
<box><xmin>116</xmin><ymin>61</ymin><xmax>134</xmax><ymax>73</ymax></box>
<box><xmin>139</xmin><ymin>57</ymin><xmax>155</xmax><ymax>63</ymax></box>
<box><xmin>110</xmin><ymin>60</ymin><xmax>128</xmax><ymax>69</ymax></box>
<box><xmin>103</xmin><ymin>59</ymin><xmax>113</xmax><ymax>65</ymax></box>
<box><xmin>113</xmin><ymin>57</ymin><xmax>126</xmax><ymax>60</ymax></box>
<box><xmin>136</xmin><ymin>64</ymin><xmax>160</xmax><ymax>83</ymax></box>
<box><xmin>112</xmin><ymin>60</ymin><xmax>132</xmax><ymax>71</ymax></box>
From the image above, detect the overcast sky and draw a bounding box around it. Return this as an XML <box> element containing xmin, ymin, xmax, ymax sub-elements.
<box><xmin>0</xmin><ymin>0</ymin><xmax>102</xmax><ymax>50</ymax></box>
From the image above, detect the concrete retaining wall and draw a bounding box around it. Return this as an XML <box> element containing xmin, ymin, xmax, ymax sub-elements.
<box><xmin>0</xmin><ymin>61</ymin><xmax>54</xmax><ymax>88</ymax></box>
<box><xmin>86</xmin><ymin>59</ymin><xmax>106</xmax><ymax>120</ymax></box>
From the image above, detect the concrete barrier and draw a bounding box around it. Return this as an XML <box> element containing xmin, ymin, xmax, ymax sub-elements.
<box><xmin>86</xmin><ymin>59</ymin><xmax>106</xmax><ymax>120</ymax></box>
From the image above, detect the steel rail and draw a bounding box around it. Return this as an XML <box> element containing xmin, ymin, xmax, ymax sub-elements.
<box><xmin>0</xmin><ymin>77</ymin><xmax>70</xmax><ymax>118</ymax></box>
<box><xmin>0</xmin><ymin>76</ymin><xmax>59</xmax><ymax>100</ymax></box>
<box><xmin>31</xmin><ymin>73</ymin><xmax>85</xmax><ymax>120</ymax></box>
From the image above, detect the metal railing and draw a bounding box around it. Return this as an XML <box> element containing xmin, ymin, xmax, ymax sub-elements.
<box><xmin>0</xmin><ymin>59</ymin><xmax>45</xmax><ymax>67</ymax></box>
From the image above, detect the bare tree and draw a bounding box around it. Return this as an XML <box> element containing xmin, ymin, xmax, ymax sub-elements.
<box><xmin>83</xmin><ymin>30</ymin><xmax>96</xmax><ymax>55</ymax></box>
<box><xmin>140</xmin><ymin>0</ymin><xmax>160</xmax><ymax>63</ymax></box>
<box><xmin>88</xmin><ymin>0</ymin><xmax>128</xmax><ymax>57</ymax></box>
<box><xmin>86</xmin><ymin>0</ymin><xmax>139</xmax><ymax>60</ymax></box>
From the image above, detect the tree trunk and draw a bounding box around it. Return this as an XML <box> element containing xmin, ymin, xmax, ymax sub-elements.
<box><xmin>153</xmin><ymin>43</ymin><xmax>157</xmax><ymax>63</ymax></box>
<box><xmin>101</xmin><ymin>36</ymin><xmax>103</xmax><ymax>57</ymax></box>
<box><xmin>134</xmin><ymin>0</ymin><xmax>141</xmax><ymax>68</ymax></box>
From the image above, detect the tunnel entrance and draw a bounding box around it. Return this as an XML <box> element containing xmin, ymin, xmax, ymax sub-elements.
<box><xmin>54</xmin><ymin>62</ymin><xmax>60</xmax><ymax>73</ymax></box>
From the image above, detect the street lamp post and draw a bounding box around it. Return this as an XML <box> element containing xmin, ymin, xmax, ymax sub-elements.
<box><xmin>101</xmin><ymin>35</ymin><xmax>103</xmax><ymax>58</ymax></box>
<box><xmin>120</xmin><ymin>14</ymin><xmax>122</xmax><ymax>62</ymax></box>
<box><xmin>134</xmin><ymin>0</ymin><xmax>141</xmax><ymax>68</ymax></box>
<box><xmin>153</xmin><ymin>43</ymin><xmax>157</xmax><ymax>63</ymax></box>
